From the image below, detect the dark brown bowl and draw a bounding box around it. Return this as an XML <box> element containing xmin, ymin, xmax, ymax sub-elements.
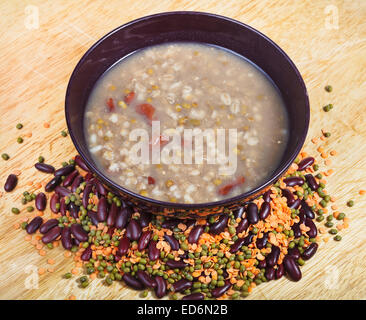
<box><xmin>65</xmin><ymin>11</ymin><xmax>309</xmax><ymax>218</ymax></box>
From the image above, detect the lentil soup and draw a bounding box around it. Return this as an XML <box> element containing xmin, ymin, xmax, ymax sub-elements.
<box><xmin>84</xmin><ymin>43</ymin><xmax>289</xmax><ymax>203</ymax></box>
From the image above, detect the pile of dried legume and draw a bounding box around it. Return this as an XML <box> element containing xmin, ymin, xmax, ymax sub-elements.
<box><xmin>1</xmin><ymin>85</ymin><xmax>356</xmax><ymax>299</ymax></box>
<box><xmin>2</xmin><ymin>147</ymin><xmax>350</xmax><ymax>300</ymax></box>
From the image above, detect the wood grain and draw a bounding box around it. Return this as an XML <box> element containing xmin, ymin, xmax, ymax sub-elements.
<box><xmin>0</xmin><ymin>0</ymin><xmax>366</xmax><ymax>300</ymax></box>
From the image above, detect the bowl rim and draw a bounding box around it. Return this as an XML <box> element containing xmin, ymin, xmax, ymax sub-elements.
<box><xmin>65</xmin><ymin>10</ymin><xmax>310</xmax><ymax>209</ymax></box>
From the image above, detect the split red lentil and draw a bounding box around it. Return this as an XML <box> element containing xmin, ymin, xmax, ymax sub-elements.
<box><xmin>3</xmin><ymin>135</ymin><xmax>350</xmax><ymax>300</ymax></box>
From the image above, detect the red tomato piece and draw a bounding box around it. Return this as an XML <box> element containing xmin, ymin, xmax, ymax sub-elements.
<box><xmin>218</xmin><ymin>176</ymin><xmax>245</xmax><ymax>196</ymax></box>
<box><xmin>147</xmin><ymin>176</ymin><xmax>155</xmax><ymax>185</ymax></box>
<box><xmin>106</xmin><ymin>98</ymin><xmax>115</xmax><ymax>111</ymax></box>
<box><xmin>136</xmin><ymin>103</ymin><xmax>155</xmax><ymax>121</ymax></box>
<box><xmin>124</xmin><ymin>91</ymin><xmax>135</xmax><ymax>104</ymax></box>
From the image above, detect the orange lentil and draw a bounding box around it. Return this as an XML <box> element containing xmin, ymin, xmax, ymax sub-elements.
<box><xmin>311</xmin><ymin>137</ymin><xmax>318</xmax><ymax>144</ymax></box>
<box><xmin>47</xmin><ymin>268</ymin><xmax>55</xmax><ymax>273</ymax></box>
<box><xmin>330</xmin><ymin>150</ymin><xmax>337</xmax><ymax>156</ymax></box>
<box><xmin>64</xmin><ymin>251</ymin><xmax>72</xmax><ymax>258</ymax></box>
<box><xmin>47</xmin><ymin>259</ymin><xmax>55</xmax><ymax>265</ymax></box>
<box><xmin>321</xmin><ymin>152</ymin><xmax>328</xmax><ymax>159</ymax></box>
<box><xmin>71</xmin><ymin>268</ymin><xmax>79</xmax><ymax>275</ymax></box>
<box><xmin>325</xmin><ymin>159</ymin><xmax>331</xmax><ymax>166</ymax></box>
<box><xmin>359</xmin><ymin>190</ymin><xmax>366</xmax><ymax>195</ymax></box>
<box><xmin>38</xmin><ymin>268</ymin><xmax>46</xmax><ymax>275</ymax></box>
<box><xmin>43</xmin><ymin>122</ymin><xmax>50</xmax><ymax>128</ymax></box>
<box><xmin>39</xmin><ymin>250</ymin><xmax>46</xmax><ymax>256</ymax></box>
<box><xmin>69</xmin><ymin>295</ymin><xmax>76</xmax><ymax>300</ymax></box>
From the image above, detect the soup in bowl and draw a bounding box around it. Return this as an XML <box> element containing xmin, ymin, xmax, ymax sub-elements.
<box><xmin>66</xmin><ymin>12</ymin><xmax>309</xmax><ymax>218</ymax></box>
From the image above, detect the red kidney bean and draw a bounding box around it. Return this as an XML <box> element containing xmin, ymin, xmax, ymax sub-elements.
<box><xmin>233</xmin><ymin>206</ymin><xmax>245</xmax><ymax>219</ymax></box>
<box><xmin>305</xmin><ymin>174</ymin><xmax>319</xmax><ymax>191</ymax></box>
<box><xmin>73</xmin><ymin>238</ymin><xmax>81</xmax><ymax>246</ymax></box>
<box><xmin>164</xmin><ymin>234</ymin><xmax>179</xmax><ymax>251</ymax></box>
<box><xmin>297</xmin><ymin>157</ymin><xmax>315</xmax><ymax>171</ymax></box>
<box><xmin>292</xmin><ymin>223</ymin><xmax>302</xmax><ymax>238</ymax></box>
<box><xmin>50</xmin><ymin>193</ymin><xmax>60</xmax><ymax>213</ymax></box>
<box><xmin>299</xmin><ymin>200</ymin><xmax>315</xmax><ymax>219</ymax></box>
<box><xmin>236</xmin><ymin>217</ymin><xmax>249</xmax><ymax>234</ymax></box>
<box><xmin>35</xmin><ymin>192</ymin><xmax>47</xmax><ymax>211</ymax></box>
<box><xmin>288</xmin><ymin>247</ymin><xmax>300</xmax><ymax>260</ymax></box>
<box><xmin>45</xmin><ymin>176</ymin><xmax>62</xmax><ymax>192</ymax></box>
<box><xmin>115</xmin><ymin>207</ymin><xmax>133</xmax><ymax>229</ymax></box>
<box><xmin>136</xmin><ymin>270</ymin><xmax>156</xmax><ymax>288</ymax></box>
<box><xmin>172</xmin><ymin>279</ymin><xmax>193</xmax><ymax>292</ymax></box>
<box><xmin>35</xmin><ymin>162</ymin><xmax>55</xmax><ymax>174</ymax></box>
<box><xmin>39</xmin><ymin>219</ymin><xmax>59</xmax><ymax>234</ymax></box>
<box><xmin>54</xmin><ymin>165</ymin><xmax>75</xmax><ymax>177</ymax></box>
<box><xmin>265</xmin><ymin>267</ymin><xmax>276</xmax><ymax>281</ymax></box>
<box><xmin>247</xmin><ymin>202</ymin><xmax>259</xmax><ymax>225</ymax></box>
<box><xmin>81</xmin><ymin>246</ymin><xmax>92</xmax><ymax>261</ymax></box>
<box><xmin>188</xmin><ymin>225</ymin><xmax>204</xmax><ymax>244</ymax></box>
<box><xmin>69</xmin><ymin>202</ymin><xmax>79</xmax><ymax>219</ymax></box>
<box><xmin>62</xmin><ymin>170</ymin><xmax>78</xmax><ymax>187</ymax></box>
<box><xmin>60</xmin><ymin>198</ymin><xmax>67</xmax><ymax>216</ymax></box>
<box><xmin>182</xmin><ymin>292</ymin><xmax>204</xmax><ymax>300</ymax></box>
<box><xmin>148</xmin><ymin>240</ymin><xmax>160</xmax><ymax>261</ymax></box>
<box><xmin>276</xmin><ymin>264</ymin><xmax>285</xmax><ymax>279</ymax></box>
<box><xmin>138</xmin><ymin>231</ymin><xmax>152</xmax><ymax>251</ymax></box>
<box><xmin>123</xmin><ymin>273</ymin><xmax>144</xmax><ymax>290</ymax></box>
<box><xmin>154</xmin><ymin>276</ymin><xmax>167</xmax><ymax>298</ymax></box>
<box><xmin>4</xmin><ymin>174</ymin><xmax>18</xmax><ymax>192</ymax></box>
<box><xmin>106</xmin><ymin>202</ymin><xmax>118</xmax><ymax>227</ymax></box>
<box><xmin>211</xmin><ymin>280</ymin><xmax>231</xmax><ymax>298</ymax></box>
<box><xmin>74</xmin><ymin>155</ymin><xmax>90</xmax><ymax>171</ymax></box>
<box><xmin>289</xmin><ymin>198</ymin><xmax>301</xmax><ymax>210</ymax></box>
<box><xmin>55</xmin><ymin>186</ymin><xmax>71</xmax><ymax>197</ymax></box>
<box><xmin>162</xmin><ymin>218</ymin><xmax>180</xmax><ymax>229</ymax></box>
<box><xmin>282</xmin><ymin>189</ymin><xmax>295</xmax><ymax>205</ymax></box>
<box><xmin>305</xmin><ymin>218</ymin><xmax>317</xmax><ymax>238</ymax></box>
<box><xmin>70</xmin><ymin>223</ymin><xmax>88</xmax><ymax>242</ymax></box>
<box><xmin>82</xmin><ymin>183</ymin><xmax>93</xmax><ymax>208</ymax></box>
<box><xmin>71</xmin><ymin>175</ymin><xmax>83</xmax><ymax>193</ymax></box>
<box><xmin>283</xmin><ymin>255</ymin><xmax>302</xmax><ymax>281</ymax></box>
<box><xmin>243</xmin><ymin>232</ymin><xmax>255</xmax><ymax>246</ymax></box>
<box><xmin>283</xmin><ymin>176</ymin><xmax>304</xmax><ymax>187</ymax></box>
<box><xmin>61</xmin><ymin>226</ymin><xmax>72</xmax><ymax>250</ymax></box>
<box><xmin>209</xmin><ymin>215</ymin><xmax>229</xmax><ymax>234</ymax></box>
<box><xmin>263</xmin><ymin>190</ymin><xmax>272</xmax><ymax>203</ymax></box>
<box><xmin>257</xmin><ymin>259</ymin><xmax>266</xmax><ymax>270</ymax></box>
<box><xmin>166</xmin><ymin>259</ymin><xmax>188</xmax><ymax>269</ymax></box>
<box><xmin>256</xmin><ymin>232</ymin><xmax>268</xmax><ymax>249</ymax></box>
<box><xmin>126</xmin><ymin>219</ymin><xmax>142</xmax><ymax>241</ymax></box>
<box><xmin>259</xmin><ymin>202</ymin><xmax>271</xmax><ymax>220</ymax></box>
<box><xmin>139</xmin><ymin>211</ymin><xmax>152</xmax><ymax>228</ymax></box>
<box><xmin>26</xmin><ymin>216</ymin><xmax>43</xmax><ymax>234</ymax></box>
<box><xmin>266</xmin><ymin>245</ymin><xmax>280</xmax><ymax>267</ymax></box>
<box><xmin>97</xmin><ymin>197</ymin><xmax>108</xmax><ymax>222</ymax></box>
<box><xmin>117</xmin><ymin>236</ymin><xmax>130</xmax><ymax>256</ymax></box>
<box><xmin>95</xmin><ymin>180</ymin><xmax>107</xmax><ymax>196</ymax></box>
<box><xmin>302</xmin><ymin>242</ymin><xmax>318</xmax><ymax>260</ymax></box>
<box><xmin>230</xmin><ymin>237</ymin><xmax>246</xmax><ymax>253</ymax></box>
<box><xmin>88</xmin><ymin>211</ymin><xmax>99</xmax><ymax>226</ymax></box>
<box><xmin>42</xmin><ymin>226</ymin><xmax>61</xmax><ymax>244</ymax></box>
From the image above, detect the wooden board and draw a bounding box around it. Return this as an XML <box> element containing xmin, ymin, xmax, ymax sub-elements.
<box><xmin>0</xmin><ymin>0</ymin><xmax>366</xmax><ymax>300</ymax></box>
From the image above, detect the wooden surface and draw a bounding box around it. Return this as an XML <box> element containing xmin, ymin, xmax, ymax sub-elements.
<box><xmin>0</xmin><ymin>0</ymin><xmax>366</xmax><ymax>300</ymax></box>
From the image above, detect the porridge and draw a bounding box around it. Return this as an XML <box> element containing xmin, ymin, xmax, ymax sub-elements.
<box><xmin>84</xmin><ymin>43</ymin><xmax>289</xmax><ymax>203</ymax></box>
